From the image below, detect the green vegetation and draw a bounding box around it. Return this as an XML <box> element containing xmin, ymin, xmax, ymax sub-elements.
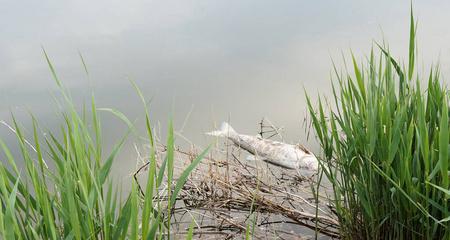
<box><xmin>307</xmin><ymin>11</ymin><xmax>450</xmax><ymax>239</ymax></box>
<box><xmin>2</xmin><ymin>9</ymin><xmax>449</xmax><ymax>240</ymax></box>
<box><xmin>0</xmin><ymin>52</ymin><xmax>209</xmax><ymax>239</ymax></box>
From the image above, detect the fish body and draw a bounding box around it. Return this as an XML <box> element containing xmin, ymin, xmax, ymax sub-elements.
<box><xmin>206</xmin><ymin>122</ymin><xmax>318</xmax><ymax>171</ymax></box>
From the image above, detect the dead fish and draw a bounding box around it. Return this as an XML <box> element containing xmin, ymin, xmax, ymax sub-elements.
<box><xmin>206</xmin><ymin>122</ymin><xmax>318</xmax><ymax>171</ymax></box>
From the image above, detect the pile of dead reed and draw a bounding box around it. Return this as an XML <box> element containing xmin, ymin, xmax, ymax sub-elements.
<box><xmin>134</xmin><ymin>137</ymin><xmax>339</xmax><ymax>239</ymax></box>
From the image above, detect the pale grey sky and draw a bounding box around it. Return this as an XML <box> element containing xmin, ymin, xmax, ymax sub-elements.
<box><xmin>1</xmin><ymin>1</ymin><xmax>450</xmax><ymax>147</ymax></box>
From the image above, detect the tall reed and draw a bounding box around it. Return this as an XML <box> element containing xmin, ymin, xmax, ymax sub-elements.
<box><xmin>307</xmin><ymin>11</ymin><xmax>449</xmax><ymax>239</ymax></box>
<box><xmin>0</xmin><ymin>51</ymin><xmax>208</xmax><ymax>239</ymax></box>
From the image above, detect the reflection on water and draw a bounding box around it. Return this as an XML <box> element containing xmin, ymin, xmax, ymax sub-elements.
<box><xmin>2</xmin><ymin>1</ymin><xmax>450</xmax><ymax>183</ymax></box>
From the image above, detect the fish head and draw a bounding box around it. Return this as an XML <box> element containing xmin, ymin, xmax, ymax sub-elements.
<box><xmin>298</xmin><ymin>154</ymin><xmax>319</xmax><ymax>171</ymax></box>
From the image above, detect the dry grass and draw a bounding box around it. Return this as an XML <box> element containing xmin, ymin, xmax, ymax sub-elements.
<box><xmin>134</xmin><ymin>121</ymin><xmax>339</xmax><ymax>239</ymax></box>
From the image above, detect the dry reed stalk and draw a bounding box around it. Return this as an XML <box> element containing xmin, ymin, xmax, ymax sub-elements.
<box><xmin>134</xmin><ymin>120</ymin><xmax>339</xmax><ymax>239</ymax></box>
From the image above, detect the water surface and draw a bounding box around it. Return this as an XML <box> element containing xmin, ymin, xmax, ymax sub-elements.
<box><xmin>2</xmin><ymin>1</ymin><xmax>450</xmax><ymax>180</ymax></box>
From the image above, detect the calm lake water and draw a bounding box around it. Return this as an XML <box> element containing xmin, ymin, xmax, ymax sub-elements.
<box><xmin>2</xmin><ymin>1</ymin><xmax>450</xmax><ymax>182</ymax></box>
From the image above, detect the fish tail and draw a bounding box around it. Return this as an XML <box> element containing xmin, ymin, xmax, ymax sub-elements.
<box><xmin>206</xmin><ymin>122</ymin><xmax>237</xmax><ymax>137</ymax></box>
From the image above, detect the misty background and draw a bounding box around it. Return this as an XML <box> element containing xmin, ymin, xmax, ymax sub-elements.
<box><xmin>1</xmin><ymin>1</ymin><xmax>450</xmax><ymax>181</ymax></box>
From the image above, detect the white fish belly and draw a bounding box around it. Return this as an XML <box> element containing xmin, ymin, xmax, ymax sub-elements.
<box><xmin>229</xmin><ymin>134</ymin><xmax>318</xmax><ymax>170</ymax></box>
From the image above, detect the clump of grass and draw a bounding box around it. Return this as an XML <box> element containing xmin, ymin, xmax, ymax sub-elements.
<box><xmin>0</xmin><ymin>52</ymin><xmax>209</xmax><ymax>239</ymax></box>
<box><xmin>307</xmin><ymin>11</ymin><xmax>449</xmax><ymax>239</ymax></box>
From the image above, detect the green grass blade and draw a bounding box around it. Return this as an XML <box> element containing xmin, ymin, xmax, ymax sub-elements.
<box><xmin>408</xmin><ymin>7</ymin><xmax>415</xmax><ymax>80</ymax></box>
<box><xmin>170</xmin><ymin>146</ymin><xmax>210</xmax><ymax>207</ymax></box>
<box><xmin>186</xmin><ymin>220</ymin><xmax>195</xmax><ymax>240</ymax></box>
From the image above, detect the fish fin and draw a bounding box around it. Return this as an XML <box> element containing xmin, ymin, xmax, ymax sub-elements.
<box><xmin>297</xmin><ymin>144</ymin><xmax>312</xmax><ymax>154</ymax></box>
<box><xmin>205</xmin><ymin>122</ymin><xmax>237</xmax><ymax>137</ymax></box>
